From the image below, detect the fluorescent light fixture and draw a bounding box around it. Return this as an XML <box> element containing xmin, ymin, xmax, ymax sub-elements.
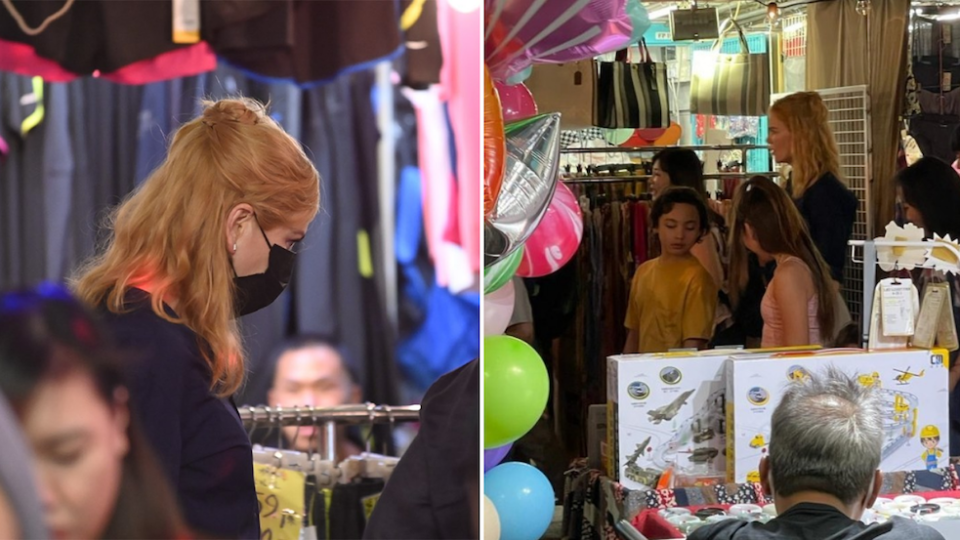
<box><xmin>649</xmin><ymin>5</ymin><xmax>678</xmax><ymax>20</ymax></box>
<box><xmin>938</xmin><ymin>11</ymin><xmax>960</xmax><ymax>21</ymax></box>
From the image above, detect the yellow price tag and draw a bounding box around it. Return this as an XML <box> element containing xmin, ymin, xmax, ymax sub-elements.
<box><xmin>254</xmin><ymin>463</ymin><xmax>305</xmax><ymax>540</ymax></box>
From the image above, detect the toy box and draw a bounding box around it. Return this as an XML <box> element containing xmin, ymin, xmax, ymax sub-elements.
<box><xmin>725</xmin><ymin>348</ymin><xmax>950</xmax><ymax>483</ymax></box>
<box><xmin>607</xmin><ymin>351</ymin><xmax>733</xmax><ymax>490</ymax></box>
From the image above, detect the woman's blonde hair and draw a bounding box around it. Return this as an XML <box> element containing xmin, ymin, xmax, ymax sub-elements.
<box><xmin>727</xmin><ymin>176</ymin><xmax>836</xmax><ymax>341</ymax></box>
<box><xmin>769</xmin><ymin>92</ymin><xmax>842</xmax><ymax>197</ymax></box>
<box><xmin>72</xmin><ymin>98</ymin><xmax>320</xmax><ymax>397</ymax></box>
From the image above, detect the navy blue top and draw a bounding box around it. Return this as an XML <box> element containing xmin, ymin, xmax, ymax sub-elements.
<box><xmin>794</xmin><ymin>172</ymin><xmax>859</xmax><ymax>282</ymax></box>
<box><xmin>100</xmin><ymin>289</ymin><xmax>259</xmax><ymax>539</ymax></box>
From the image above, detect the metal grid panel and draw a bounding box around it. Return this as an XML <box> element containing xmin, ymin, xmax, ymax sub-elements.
<box><xmin>781</xmin><ymin>11</ymin><xmax>807</xmax><ymax>58</ymax></box>
<box><xmin>776</xmin><ymin>86</ymin><xmax>872</xmax><ymax>324</ymax></box>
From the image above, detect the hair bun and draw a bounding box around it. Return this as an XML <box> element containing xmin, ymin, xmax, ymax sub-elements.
<box><xmin>200</xmin><ymin>98</ymin><xmax>266</xmax><ymax>127</ymax></box>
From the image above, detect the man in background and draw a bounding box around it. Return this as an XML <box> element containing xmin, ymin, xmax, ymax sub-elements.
<box><xmin>247</xmin><ymin>335</ymin><xmax>365</xmax><ymax>461</ymax></box>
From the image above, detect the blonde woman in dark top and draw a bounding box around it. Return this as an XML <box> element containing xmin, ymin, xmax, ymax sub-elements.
<box><xmin>768</xmin><ymin>92</ymin><xmax>858</xmax><ymax>282</ymax></box>
<box><xmin>72</xmin><ymin>98</ymin><xmax>320</xmax><ymax>539</ymax></box>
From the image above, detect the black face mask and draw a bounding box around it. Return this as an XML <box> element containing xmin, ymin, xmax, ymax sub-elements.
<box><xmin>233</xmin><ymin>217</ymin><xmax>296</xmax><ymax>317</ymax></box>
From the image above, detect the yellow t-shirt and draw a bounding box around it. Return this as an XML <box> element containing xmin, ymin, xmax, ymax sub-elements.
<box><xmin>625</xmin><ymin>256</ymin><xmax>718</xmax><ymax>353</ymax></box>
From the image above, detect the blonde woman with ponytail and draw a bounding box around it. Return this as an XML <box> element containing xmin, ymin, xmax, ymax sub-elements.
<box><xmin>72</xmin><ymin>98</ymin><xmax>320</xmax><ymax>539</ymax></box>
<box><xmin>768</xmin><ymin>92</ymin><xmax>858</xmax><ymax>283</ymax></box>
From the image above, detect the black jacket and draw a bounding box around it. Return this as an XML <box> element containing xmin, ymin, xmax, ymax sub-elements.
<box><xmin>364</xmin><ymin>360</ymin><xmax>480</xmax><ymax>540</ymax></box>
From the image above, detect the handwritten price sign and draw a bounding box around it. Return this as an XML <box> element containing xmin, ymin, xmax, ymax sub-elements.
<box><xmin>254</xmin><ymin>463</ymin><xmax>305</xmax><ymax>540</ymax></box>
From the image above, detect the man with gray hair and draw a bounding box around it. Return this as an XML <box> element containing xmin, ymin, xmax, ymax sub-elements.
<box><xmin>691</xmin><ymin>368</ymin><xmax>944</xmax><ymax>539</ymax></box>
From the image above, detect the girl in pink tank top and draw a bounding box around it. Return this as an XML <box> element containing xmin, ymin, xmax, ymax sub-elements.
<box><xmin>728</xmin><ymin>177</ymin><xmax>838</xmax><ymax>348</ymax></box>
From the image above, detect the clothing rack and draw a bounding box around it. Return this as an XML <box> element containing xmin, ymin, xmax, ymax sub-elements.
<box><xmin>560</xmin><ymin>144</ymin><xmax>770</xmax><ymax>154</ymax></box>
<box><xmin>848</xmin><ymin>239</ymin><xmax>960</xmax><ymax>346</ymax></box>
<box><xmin>241</xmin><ymin>403</ymin><xmax>420</xmax><ymax>461</ymax></box>
<box><xmin>562</xmin><ymin>172</ymin><xmax>780</xmax><ymax>185</ymax></box>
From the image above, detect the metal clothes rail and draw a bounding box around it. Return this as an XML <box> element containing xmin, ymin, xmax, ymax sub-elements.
<box><xmin>240</xmin><ymin>403</ymin><xmax>420</xmax><ymax>461</ymax></box>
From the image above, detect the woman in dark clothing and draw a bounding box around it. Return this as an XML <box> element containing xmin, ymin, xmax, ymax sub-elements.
<box><xmin>72</xmin><ymin>98</ymin><xmax>320</xmax><ymax>539</ymax></box>
<box><xmin>895</xmin><ymin>157</ymin><xmax>960</xmax><ymax>457</ymax></box>
<box><xmin>768</xmin><ymin>91</ymin><xmax>858</xmax><ymax>282</ymax></box>
<box><xmin>0</xmin><ymin>284</ymin><xmax>188</xmax><ymax>539</ymax></box>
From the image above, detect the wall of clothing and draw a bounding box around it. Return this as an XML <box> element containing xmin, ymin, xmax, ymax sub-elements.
<box><xmin>0</xmin><ymin>0</ymin><xmax>482</xmax><ymax>404</ymax></box>
<box><xmin>540</xmin><ymin>184</ymin><xmax>653</xmax><ymax>457</ymax></box>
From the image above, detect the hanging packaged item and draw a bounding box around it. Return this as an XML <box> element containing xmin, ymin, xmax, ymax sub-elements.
<box><xmin>524</xmin><ymin>61</ymin><xmax>596</xmax><ymax>130</ymax></box>
<box><xmin>690</xmin><ymin>20</ymin><xmax>770</xmax><ymax>117</ymax></box>
<box><xmin>916</xmin><ymin>281</ymin><xmax>960</xmax><ymax>351</ymax></box>
<box><xmin>868</xmin><ymin>278</ymin><xmax>919</xmax><ymax>349</ymax></box>
<box><xmin>593</xmin><ymin>41</ymin><xmax>671</xmax><ymax>129</ymax></box>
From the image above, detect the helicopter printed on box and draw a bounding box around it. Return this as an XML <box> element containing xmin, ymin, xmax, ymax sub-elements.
<box><xmin>726</xmin><ymin>349</ymin><xmax>949</xmax><ymax>484</ymax></box>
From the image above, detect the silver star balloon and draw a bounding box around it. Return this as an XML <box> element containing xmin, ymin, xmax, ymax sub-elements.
<box><xmin>484</xmin><ymin>112</ymin><xmax>562</xmax><ymax>267</ymax></box>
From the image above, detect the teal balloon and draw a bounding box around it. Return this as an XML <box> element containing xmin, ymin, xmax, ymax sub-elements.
<box><xmin>505</xmin><ymin>66</ymin><xmax>533</xmax><ymax>86</ymax></box>
<box><xmin>484</xmin><ymin>335</ymin><xmax>548</xmax><ymax>448</ymax></box>
<box><xmin>484</xmin><ymin>248</ymin><xmax>522</xmax><ymax>294</ymax></box>
<box><xmin>626</xmin><ymin>0</ymin><xmax>651</xmax><ymax>44</ymax></box>
<box><xmin>485</xmin><ymin>463</ymin><xmax>555</xmax><ymax>540</ymax></box>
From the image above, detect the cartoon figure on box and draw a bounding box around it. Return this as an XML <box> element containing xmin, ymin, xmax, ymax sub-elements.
<box><xmin>920</xmin><ymin>425</ymin><xmax>944</xmax><ymax>471</ymax></box>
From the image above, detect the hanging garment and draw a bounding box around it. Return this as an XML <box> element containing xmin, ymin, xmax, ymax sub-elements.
<box><xmin>0</xmin><ymin>38</ymin><xmax>216</xmax><ymax>84</ymax></box>
<box><xmin>919</xmin><ymin>88</ymin><xmax>960</xmax><ymax>117</ymax></box>
<box><xmin>400</xmin><ymin>0</ymin><xmax>442</xmax><ymax>89</ymax></box>
<box><xmin>913</xmin><ymin>55</ymin><xmax>960</xmax><ymax>91</ymax></box>
<box><xmin>328</xmin><ymin>479</ymin><xmax>386</xmax><ymax>540</ymax></box>
<box><xmin>0</xmin><ymin>1</ymin><xmax>278</xmax><ymax>75</ymax></box>
<box><xmin>437</xmin><ymin>0</ymin><xmax>481</xmax><ymax>274</ymax></box>
<box><xmin>396</xmin><ymin>285</ymin><xmax>480</xmax><ymax>391</ymax></box>
<box><xmin>211</xmin><ymin>1</ymin><xmax>403</xmax><ymax>86</ymax></box>
<box><xmin>365</xmin><ymin>360</ymin><xmax>480</xmax><ymax>540</ymax></box>
<box><xmin>910</xmin><ymin>113</ymin><xmax>960</xmax><ymax>166</ymax></box>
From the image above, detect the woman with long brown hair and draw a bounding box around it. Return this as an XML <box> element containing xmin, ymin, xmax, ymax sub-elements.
<box><xmin>72</xmin><ymin>98</ymin><xmax>320</xmax><ymax>538</ymax></box>
<box><xmin>768</xmin><ymin>92</ymin><xmax>858</xmax><ymax>283</ymax></box>
<box><xmin>0</xmin><ymin>284</ymin><xmax>188</xmax><ymax>539</ymax></box>
<box><xmin>729</xmin><ymin>176</ymin><xmax>836</xmax><ymax>347</ymax></box>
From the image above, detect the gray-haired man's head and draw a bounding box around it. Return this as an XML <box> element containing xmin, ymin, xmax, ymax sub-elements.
<box><xmin>764</xmin><ymin>367</ymin><xmax>883</xmax><ymax>510</ymax></box>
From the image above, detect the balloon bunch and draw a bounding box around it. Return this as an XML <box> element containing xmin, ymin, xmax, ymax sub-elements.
<box><xmin>482</xmin><ymin>61</ymin><xmax>566</xmax><ymax>540</ymax></box>
<box><xmin>483</xmin><ymin>3</ymin><xmax>652</xmax><ymax>537</ymax></box>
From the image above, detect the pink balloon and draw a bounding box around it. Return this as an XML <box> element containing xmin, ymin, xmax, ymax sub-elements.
<box><xmin>484</xmin><ymin>278</ymin><xmax>516</xmax><ymax>336</ymax></box>
<box><xmin>495</xmin><ymin>81</ymin><xmax>538</xmax><ymax>122</ymax></box>
<box><xmin>485</xmin><ymin>0</ymin><xmax>650</xmax><ymax>81</ymax></box>
<box><xmin>516</xmin><ymin>182</ymin><xmax>583</xmax><ymax>278</ymax></box>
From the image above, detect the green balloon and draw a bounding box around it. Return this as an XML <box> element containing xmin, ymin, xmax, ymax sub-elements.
<box><xmin>484</xmin><ymin>335</ymin><xmax>549</xmax><ymax>449</ymax></box>
<box><xmin>484</xmin><ymin>248</ymin><xmax>523</xmax><ymax>294</ymax></box>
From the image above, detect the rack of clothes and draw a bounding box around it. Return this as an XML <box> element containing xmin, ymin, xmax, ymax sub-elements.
<box><xmin>240</xmin><ymin>403</ymin><xmax>420</xmax><ymax>540</ymax></box>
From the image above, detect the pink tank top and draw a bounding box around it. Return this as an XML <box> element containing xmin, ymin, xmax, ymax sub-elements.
<box><xmin>760</xmin><ymin>256</ymin><xmax>822</xmax><ymax>347</ymax></box>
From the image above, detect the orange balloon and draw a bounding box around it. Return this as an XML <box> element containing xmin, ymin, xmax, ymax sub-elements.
<box><xmin>484</xmin><ymin>65</ymin><xmax>506</xmax><ymax>216</ymax></box>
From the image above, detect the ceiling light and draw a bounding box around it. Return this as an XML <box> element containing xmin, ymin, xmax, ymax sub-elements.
<box><xmin>938</xmin><ymin>11</ymin><xmax>960</xmax><ymax>21</ymax></box>
<box><xmin>767</xmin><ymin>2</ymin><xmax>780</xmax><ymax>22</ymax></box>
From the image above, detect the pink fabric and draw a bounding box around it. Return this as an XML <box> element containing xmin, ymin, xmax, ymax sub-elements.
<box><xmin>404</xmin><ymin>87</ymin><xmax>456</xmax><ymax>287</ymax></box>
<box><xmin>437</xmin><ymin>1</ymin><xmax>481</xmax><ymax>273</ymax></box>
<box><xmin>760</xmin><ymin>257</ymin><xmax>822</xmax><ymax>347</ymax></box>
<box><xmin>0</xmin><ymin>38</ymin><xmax>216</xmax><ymax>84</ymax></box>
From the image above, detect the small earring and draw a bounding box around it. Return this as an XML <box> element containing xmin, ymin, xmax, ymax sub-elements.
<box><xmin>233</xmin><ymin>243</ymin><xmax>238</xmax><ymax>253</ymax></box>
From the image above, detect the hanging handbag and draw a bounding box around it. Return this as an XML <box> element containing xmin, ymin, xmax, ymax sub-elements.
<box><xmin>690</xmin><ymin>20</ymin><xmax>770</xmax><ymax>117</ymax></box>
<box><xmin>593</xmin><ymin>40</ymin><xmax>671</xmax><ymax>129</ymax></box>
<box><xmin>524</xmin><ymin>60</ymin><xmax>597</xmax><ymax>130</ymax></box>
